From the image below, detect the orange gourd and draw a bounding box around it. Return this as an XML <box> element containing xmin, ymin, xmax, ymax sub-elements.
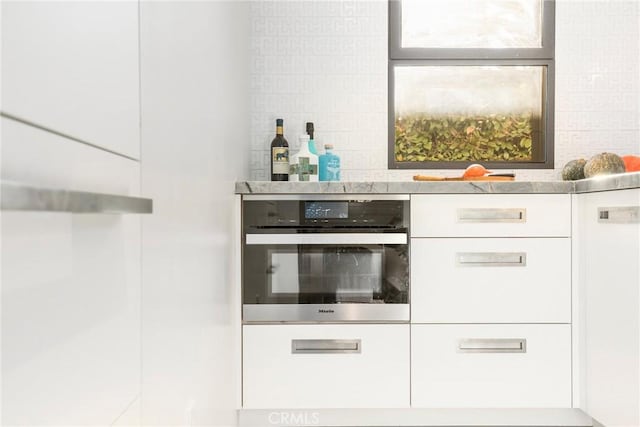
<box><xmin>622</xmin><ymin>155</ymin><xmax>640</xmax><ymax>172</ymax></box>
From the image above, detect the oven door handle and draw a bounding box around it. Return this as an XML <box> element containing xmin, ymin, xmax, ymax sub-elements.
<box><xmin>245</xmin><ymin>233</ymin><xmax>407</xmax><ymax>245</ymax></box>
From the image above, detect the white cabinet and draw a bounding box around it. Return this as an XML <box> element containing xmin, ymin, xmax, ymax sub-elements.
<box><xmin>243</xmin><ymin>324</ymin><xmax>410</xmax><ymax>409</ymax></box>
<box><xmin>411</xmin><ymin>194</ymin><xmax>571</xmax><ymax>238</ymax></box>
<box><xmin>411</xmin><ymin>238</ymin><xmax>571</xmax><ymax>323</ymax></box>
<box><xmin>1</xmin><ymin>119</ymin><xmax>141</xmax><ymax>425</ymax></box>
<box><xmin>411</xmin><ymin>324</ymin><xmax>572</xmax><ymax>408</ymax></box>
<box><xmin>577</xmin><ymin>189</ymin><xmax>640</xmax><ymax>427</ymax></box>
<box><xmin>1</xmin><ymin>1</ymin><xmax>140</xmax><ymax>159</ymax></box>
<box><xmin>410</xmin><ymin>193</ymin><xmax>573</xmax><ymax>409</ymax></box>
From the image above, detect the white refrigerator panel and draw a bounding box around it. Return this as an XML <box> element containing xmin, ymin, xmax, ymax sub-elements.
<box><xmin>1</xmin><ymin>119</ymin><xmax>141</xmax><ymax>426</ymax></box>
<box><xmin>1</xmin><ymin>1</ymin><xmax>140</xmax><ymax>159</ymax></box>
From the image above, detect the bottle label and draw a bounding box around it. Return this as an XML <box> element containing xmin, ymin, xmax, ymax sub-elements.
<box><xmin>272</xmin><ymin>147</ymin><xmax>289</xmax><ymax>174</ymax></box>
<box><xmin>289</xmin><ymin>157</ymin><xmax>318</xmax><ymax>181</ymax></box>
<box><xmin>326</xmin><ymin>158</ymin><xmax>340</xmax><ymax>181</ymax></box>
<box><xmin>298</xmin><ymin>157</ymin><xmax>318</xmax><ymax>181</ymax></box>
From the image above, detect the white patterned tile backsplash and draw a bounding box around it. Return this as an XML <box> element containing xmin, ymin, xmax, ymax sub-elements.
<box><xmin>250</xmin><ymin>0</ymin><xmax>640</xmax><ymax>182</ymax></box>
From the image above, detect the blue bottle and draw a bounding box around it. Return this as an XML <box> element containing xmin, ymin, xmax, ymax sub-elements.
<box><xmin>306</xmin><ymin>122</ymin><xmax>317</xmax><ymax>155</ymax></box>
<box><xmin>319</xmin><ymin>144</ymin><xmax>340</xmax><ymax>181</ymax></box>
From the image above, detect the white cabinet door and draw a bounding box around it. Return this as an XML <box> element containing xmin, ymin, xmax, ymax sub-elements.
<box><xmin>243</xmin><ymin>324</ymin><xmax>410</xmax><ymax>409</ymax></box>
<box><xmin>411</xmin><ymin>324</ymin><xmax>572</xmax><ymax>408</ymax></box>
<box><xmin>1</xmin><ymin>1</ymin><xmax>140</xmax><ymax>159</ymax></box>
<box><xmin>577</xmin><ymin>189</ymin><xmax>640</xmax><ymax>427</ymax></box>
<box><xmin>411</xmin><ymin>194</ymin><xmax>571</xmax><ymax>238</ymax></box>
<box><xmin>411</xmin><ymin>238</ymin><xmax>571</xmax><ymax>323</ymax></box>
<box><xmin>1</xmin><ymin>119</ymin><xmax>141</xmax><ymax>426</ymax></box>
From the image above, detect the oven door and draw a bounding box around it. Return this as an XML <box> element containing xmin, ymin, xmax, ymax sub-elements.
<box><xmin>242</xmin><ymin>232</ymin><xmax>409</xmax><ymax>323</ymax></box>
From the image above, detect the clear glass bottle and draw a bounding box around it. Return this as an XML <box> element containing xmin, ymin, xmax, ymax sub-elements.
<box><xmin>319</xmin><ymin>144</ymin><xmax>340</xmax><ymax>181</ymax></box>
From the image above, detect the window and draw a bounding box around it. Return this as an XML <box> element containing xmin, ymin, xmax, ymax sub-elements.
<box><xmin>389</xmin><ymin>0</ymin><xmax>555</xmax><ymax>169</ymax></box>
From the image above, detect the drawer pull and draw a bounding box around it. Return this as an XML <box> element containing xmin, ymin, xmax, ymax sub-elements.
<box><xmin>456</xmin><ymin>252</ymin><xmax>527</xmax><ymax>267</ymax></box>
<box><xmin>458</xmin><ymin>338</ymin><xmax>527</xmax><ymax>353</ymax></box>
<box><xmin>291</xmin><ymin>339</ymin><xmax>361</xmax><ymax>354</ymax></box>
<box><xmin>598</xmin><ymin>206</ymin><xmax>640</xmax><ymax>224</ymax></box>
<box><xmin>457</xmin><ymin>208</ymin><xmax>526</xmax><ymax>223</ymax></box>
<box><xmin>1</xmin><ymin>181</ymin><xmax>153</xmax><ymax>214</ymax></box>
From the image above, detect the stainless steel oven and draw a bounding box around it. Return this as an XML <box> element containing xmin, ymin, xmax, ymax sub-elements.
<box><xmin>242</xmin><ymin>195</ymin><xmax>409</xmax><ymax>323</ymax></box>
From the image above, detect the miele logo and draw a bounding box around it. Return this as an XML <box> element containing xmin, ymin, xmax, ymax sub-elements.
<box><xmin>318</xmin><ymin>309</ymin><xmax>335</xmax><ymax>314</ymax></box>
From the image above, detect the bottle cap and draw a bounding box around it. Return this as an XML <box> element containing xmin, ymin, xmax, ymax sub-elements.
<box><xmin>276</xmin><ymin>118</ymin><xmax>283</xmax><ymax>126</ymax></box>
<box><xmin>306</xmin><ymin>122</ymin><xmax>314</xmax><ymax>139</ymax></box>
<box><xmin>324</xmin><ymin>144</ymin><xmax>333</xmax><ymax>149</ymax></box>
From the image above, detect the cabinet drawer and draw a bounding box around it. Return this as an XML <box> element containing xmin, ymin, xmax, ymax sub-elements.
<box><xmin>411</xmin><ymin>324</ymin><xmax>571</xmax><ymax>408</ymax></box>
<box><xmin>411</xmin><ymin>238</ymin><xmax>571</xmax><ymax>323</ymax></box>
<box><xmin>243</xmin><ymin>325</ymin><xmax>409</xmax><ymax>409</ymax></box>
<box><xmin>411</xmin><ymin>194</ymin><xmax>571</xmax><ymax>237</ymax></box>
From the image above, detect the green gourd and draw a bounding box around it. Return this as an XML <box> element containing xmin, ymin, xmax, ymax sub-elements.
<box><xmin>561</xmin><ymin>159</ymin><xmax>587</xmax><ymax>181</ymax></box>
<box><xmin>584</xmin><ymin>152</ymin><xmax>626</xmax><ymax>178</ymax></box>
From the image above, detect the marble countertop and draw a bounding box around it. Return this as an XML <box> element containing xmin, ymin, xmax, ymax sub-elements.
<box><xmin>236</xmin><ymin>172</ymin><xmax>640</xmax><ymax>195</ymax></box>
<box><xmin>573</xmin><ymin>171</ymin><xmax>640</xmax><ymax>193</ymax></box>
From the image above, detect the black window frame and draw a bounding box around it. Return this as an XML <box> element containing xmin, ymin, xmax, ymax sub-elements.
<box><xmin>388</xmin><ymin>0</ymin><xmax>556</xmax><ymax>170</ymax></box>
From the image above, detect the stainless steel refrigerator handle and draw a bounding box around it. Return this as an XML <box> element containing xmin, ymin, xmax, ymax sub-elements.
<box><xmin>458</xmin><ymin>338</ymin><xmax>527</xmax><ymax>353</ymax></box>
<box><xmin>245</xmin><ymin>233</ymin><xmax>407</xmax><ymax>245</ymax></box>
<box><xmin>457</xmin><ymin>208</ymin><xmax>526</xmax><ymax>223</ymax></box>
<box><xmin>291</xmin><ymin>339</ymin><xmax>361</xmax><ymax>354</ymax></box>
<box><xmin>456</xmin><ymin>252</ymin><xmax>527</xmax><ymax>267</ymax></box>
<box><xmin>1</xmin><ymin>181</ymin><xmax>153</xmax><ymax>214</ymax></box>
<box><xmin>598</xmin><ymin>206</ymin><xmax>640</xmax><ymax>224</ymax></box>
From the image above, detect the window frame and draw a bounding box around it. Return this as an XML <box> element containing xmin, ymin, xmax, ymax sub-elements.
<box><xmin>388</xmin><ymin>0</ymin><xmax>556</xmax><ymax>170</ymax></box>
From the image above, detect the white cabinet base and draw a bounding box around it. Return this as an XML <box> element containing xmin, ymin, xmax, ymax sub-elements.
<box><xmin>239</xmin><ymin>408</ymin><xmax>592</xmax><ymax>427</ymax></box>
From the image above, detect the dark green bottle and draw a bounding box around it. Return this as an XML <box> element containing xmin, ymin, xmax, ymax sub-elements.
<box><xmin>270</xmin><ymin>118</ymin><xmax>289</xmax><ymax>181</ymax></box>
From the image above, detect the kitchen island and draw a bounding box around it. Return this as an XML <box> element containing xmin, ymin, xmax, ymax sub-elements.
<box><xmin>235</xmin><ymin>173</ymin><xmax>639</xmax><ymax>427</ymax></box>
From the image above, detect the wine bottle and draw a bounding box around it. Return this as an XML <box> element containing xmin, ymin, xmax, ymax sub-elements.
<box><xmin>270</xmin><ymin>118</ymin><xmax>289</xmax><ymax>181</ymax></box>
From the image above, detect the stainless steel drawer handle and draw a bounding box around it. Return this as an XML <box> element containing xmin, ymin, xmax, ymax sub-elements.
<box><xmin>246</xmin><ymin>233</ymin><xmax>407</xmax><ymax>246</ymax></box>
<box><xmin>458</xmin><ymin>338</ymin><xmax>527</xmax><ymax>353</ymax></box>
<box><xmin>457</xmin><ymin>208</ymin><xmax>526</xmax><ymax>223</ymax></box>
<box><xmin>1</xmin><ymin>181</ymin><xmax>153</xmax><ymax>214</ymax></box>
<box><xmin>456</xmin><ymin>252</ymin><xmax>527</xmax><ymax>267</ymax></box>
<box><xmin>291</xmin><ymin>339</ymin><xmax>361</xmax><ymax>354</ymax></box>
<box><xmin>598</xmin><ymin>206</ymin><xmax>640</xmax><ymax>224</ymax></box>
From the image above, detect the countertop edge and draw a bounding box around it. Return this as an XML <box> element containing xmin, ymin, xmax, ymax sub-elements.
<box><xmin>235</xmin><ymin>173</ymin><xmax>640</xmax><ymax>195</ymax></box>
<box><xmin>235</xmin><ymin>181</ymin><xmax>575</xmax><ymax>195</ymax></box>
<box><xmin>573</xmin><ymin>172</ymin><xmax>640</xmax><ymax>193</ymax></box>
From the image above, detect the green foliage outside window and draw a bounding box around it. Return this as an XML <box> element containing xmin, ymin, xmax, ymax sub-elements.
<box><xmin>394</xmin><ymin>113</ymin><xmax>535</xmax><ymax>163</ymax></box>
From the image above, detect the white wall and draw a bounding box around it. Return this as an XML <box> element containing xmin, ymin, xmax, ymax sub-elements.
<box><xmin>554</xmin><ymin>0</ymin><xmax>640</xmax><ymax>179</ymax></box>
<box><xmin>139</xmin><ymin>2</ymin><xmax>249</xmax><ymax>426</ymax></box>
<box><xmin>249</xmin><ymin>0</ymin><xmax>640</xmax><ymax>181</ymax></box>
